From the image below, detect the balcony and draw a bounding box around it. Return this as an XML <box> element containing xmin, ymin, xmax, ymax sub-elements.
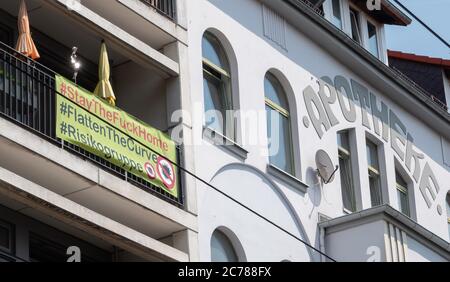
<box><xmin>0</xmin><ymin>41</ymin><xmax>183</xmax><ymax>207</ymax></box>
<box><xmin>0</xmin><ymin>36</ymin><xmax>196</xmax><ymax>261</ymax></box>
<box><xmin>0</xmin><ymin>0</ymin><xmax>186</xmax><ymax>207</ymax></box>
<box><xmin>68</xmin><ymin>0</ymin><xmax>186</xmax><ymax>50</ymax></box>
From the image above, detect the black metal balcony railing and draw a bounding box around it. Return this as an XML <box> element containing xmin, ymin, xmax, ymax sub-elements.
<box><xmin>140</xmin><ymin>0</ymin><xmax>177</xmax><ymax>21</ymax></box>
<box><xmin>0</xmin><ymin>42</ymin><xmax>183</xmax><ymax>208</ymax></box>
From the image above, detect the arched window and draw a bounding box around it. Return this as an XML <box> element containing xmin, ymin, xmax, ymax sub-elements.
<box><xmin>210</xmin><ymin>230</ymin><xmax>238</xmax><ymax>262</ymax></box>
<box><xmin>202</xmin><ymin>32</ymin><xmax>233</xmax><ymax>138</ymax></box>
<box><xmin>265</xmin><ymin>73</ymin><xmax>294</xmax><ymax>174</ymax></box>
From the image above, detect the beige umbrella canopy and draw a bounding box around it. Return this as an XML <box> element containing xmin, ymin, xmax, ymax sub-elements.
<box><xmin>94</xmin><ymin>41</ymin><xmax>116</xmax><ymax>106</ymax></box>
<box><xmin>15</xmin><ymin>0</ymin><xmax>40</xmax><ymax>60</ymax></box>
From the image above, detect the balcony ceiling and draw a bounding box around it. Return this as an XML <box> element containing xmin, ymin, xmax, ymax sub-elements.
<box><xmin>1</xmin><ymin>0</ymin><xmax>129</xmax><ymax>67</ymax></box>
<box><xmin>82</xmin><ymin>0</ymin><xmax>177</xmax><ymax>48</ymax></box>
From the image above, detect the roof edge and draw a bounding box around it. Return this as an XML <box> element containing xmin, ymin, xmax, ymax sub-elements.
<box><xmin>381</xmin><ymin>0</ymin><xmax>412</xmax><ymax>26</ymax></box>
<box><xmin>388</xmin><ymin>50</ymin><xmax>450</xmax><ymax>69</ymax></box>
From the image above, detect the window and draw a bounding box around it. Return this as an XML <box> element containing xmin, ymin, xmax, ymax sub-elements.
<box><xmin>338</xmin><ymin>131</ymin><xmax>356</xmax><ymax>212</ymax></box>
<box><xmin>367</xmin><ymin>21</ymin><xmax>379</xmax><ymax>58</ymax></box>
<box><xmin>349</xmin><ymin>7</ymin><xmax>361</xmax><ymax>44</ymax></box>
<box><xmin>367</xmin><ymin>140</ymin><xmax>382</xmax><ymax>207</ymax></box>
<box><xmin>29</xmin><ymin>233</ymin><xmax>71</xmax><ymax>262</ymax></box>
<box><xmin>29</xmin><ymin>232</ymin><xmax>110</xmax><ymax>262</ymax></box>
<box><xmin>330</xmin><ymin>0</ymin><xmax>342</xmax><ymax>29</ymax></box>
<box><xmin>396</xmin><ymin>172</ymin><xmax>410</xmax><ymax>217</ymax></box>
<box><xmin>0</xmin><ymin>220</ymin><xmax>14</xmax><ymax>254</ymax></box>
<box><xmin>0</xmin><ymin>23</ymin><xmax>13</xmax><ymax>46</ymax></box>
<box><xmin>211</xmin><ymin>230</ymin><xmax>238</xmax><ymax>262</ymax></box>
<box><xmin>265</xmin><ymin>73</ymin><xmax>294</xmax><ymax>174</ymax></box>
<box><xmin>202</xmin><ymin>32</ymin><xmax>233</xmax><ymax>138</ymax></box>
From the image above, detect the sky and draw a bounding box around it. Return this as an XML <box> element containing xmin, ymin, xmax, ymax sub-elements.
<box><xmin>385</xmin><ymin>0</ymin><xmax>450</xmax><ymax>59</ymax></box>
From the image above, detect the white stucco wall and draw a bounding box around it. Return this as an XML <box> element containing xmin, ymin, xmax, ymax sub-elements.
<box><xmin>186</xmin><ymin>0</ymin><xmax>450</xmax><ymax>261</ymax></box>
<box><xmin>324</xmin><ymin>221</ymin><xmax>387</xmax><ymax>262</ymax></box>
<box><xmin>407</xmin><ymin>236</ymin><xmax>447</xmax><ymax>262</ymax></box>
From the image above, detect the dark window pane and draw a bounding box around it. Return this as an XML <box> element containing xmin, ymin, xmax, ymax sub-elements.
<box><xmin>397</xmin><ymin>189</ymin><xmax>410</xmax><ymax>217</ymax></box>
<box><xmin>211</xmin><ymin>230</ymin><xmax>238</xmax><ymax>262</ymax></box>
<box><xmin>339</xmin><ymin>154</ymin><xmax>356</xmax><ymax>212</ymax></box>
<box><xmin>337</xmin><ymin>131</ymin><xmax>350</xmax><ymax>151</ymax></box>
<box><xmin>396</xmin><ymin>172</ymin><xmax>410</xmax><ymax>217</ymax></box>
<box><xmin>350</xmin><ymin>9</ymin><xmax>361</xmax><ymax>44</ymax></box>
<box><xmin>203</xmin><ymin>75</ymin><xmax>225</xmax><ymax>135</ymax></box>
<box><xmin>29</xmin><ymin>233</ymin><xmax>109</xmax><ymax>262</ymax></box>
<box><xmin>366</xmin><ymin>141</ymin><xmax>379</xmax><ymax>170</ymax></box>
<box><xmin>368</xmin><ymin>22</ymin><xmax>379</xmax><ymax>57</ymax></box>
<box><xmin>202</xmin><ymin>34</ymin><xmax>229</xmax><ymax>71</ymax></box>
<box><xmin>29</xmin><ymin>233</ymin><xmax>68</xmax><ymax>262</ymax></box>
<box><xmin>266</xmin><ymin>106</ymin><xmax>293</xmax><ymax>174</ymax></box>
<box><xmin>264</xmin><ymin>74</ymin><xmax>288</xmax><ymax>110</ymax></box>
<box><xmin>0</xmin><ymin>225</ymin><xmax>10</xmax><ymax>250</ymax></box>
<box><xmin>396</xmin><ymin>172</ymin><xmax>408</xmax><ymax>188</ymax></box>
<box><xmin>331</xmin><ymin>0</ymin><xmax>342</xmax><ymax>29</ymax></box>
<box><xmin>369</xmin><ymin>175</ymin><xmax>382</xmax><ymax>206</ymax></box>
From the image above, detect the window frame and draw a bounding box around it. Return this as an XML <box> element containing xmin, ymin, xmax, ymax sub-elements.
<box><xmin>349</xmin><ymin>6</ymin><xmax>362</xmax><ymax>45</ymax></box>
<box><xmin>264</xmin><ymin>73</ymin><xmax>295</xmax><ymax>175</ymax></box>
<box><xmin>396</xmin><ymin>172</ymin><xmax>410</xmax><ymax>217</ymax></box>
<box><xmin>366</xmin><ymin>140</ymin><xmax>382</xmax><ymax>207</ymax></box>
<box><xmin>210</xmin><ymin>229</ymin><xmax>239</xmax><ymax>263</ymax></box>
<box><xmin>366</xmin><ymin>18</ymin><xmax>381</xmax><ymax>59</ymax></box>
<box><xmin>202</xmin><ymin>32</ymin><xmax>235</xmax><ymax>140</ymax></box>
<box><xmin>330</xmin><ymin>0</ymin><xmax>343</xmax><ymax>29</ymax></box>
<box><xmin>338</xmin><ymin>130</ymin><xmax>357</xmax><ymax>213</ymax></box>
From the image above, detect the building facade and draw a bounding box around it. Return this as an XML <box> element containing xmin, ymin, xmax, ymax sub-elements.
<box><xmin>0</xmin><ymin>0</ymin><xmax>449</xmax><ymax>262</ymax></box>
<box><xmin>187</xmin><ymin>0</ymin><xmax>450</xmax><ymax>262</ymax></box>
<box><xmin>0</xmin><ymin>0</ymin><xmax>198</xmax><ymax>262</ymax></box>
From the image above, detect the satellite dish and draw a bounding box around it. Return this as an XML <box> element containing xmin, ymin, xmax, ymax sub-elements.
<box><xmin>315</xmin><ymin>150</ymin><xmax>339</xmax><ymax>184</ymax></box>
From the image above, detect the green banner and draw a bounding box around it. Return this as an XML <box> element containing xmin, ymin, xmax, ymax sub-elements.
<box><xmin>55</xmin><ymin>75</ymin><xmax>178</xmax><ymax>198</ymax></box>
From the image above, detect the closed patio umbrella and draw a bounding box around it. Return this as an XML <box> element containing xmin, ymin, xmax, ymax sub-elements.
<box><xmin>15</xmin><ymin>0</ymin><xmax>40</xmax><ymax>60</ymax></box>
<box><xmin>94</xmin><ymin>41</ymin><xmax>116</xmax><ymax>106</ymax></box>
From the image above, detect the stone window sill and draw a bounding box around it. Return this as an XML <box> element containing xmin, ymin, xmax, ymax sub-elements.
<box><xmin>266</xmin><ymin>164</ymin><xmax>308</xmax><ymax>193</ymax></box>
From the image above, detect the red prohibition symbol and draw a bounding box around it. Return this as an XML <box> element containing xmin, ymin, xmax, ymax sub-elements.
<box><xmin>156</xmin><ymin>157</ymin><xmax>176</xmax><ymax>190</ymax></box>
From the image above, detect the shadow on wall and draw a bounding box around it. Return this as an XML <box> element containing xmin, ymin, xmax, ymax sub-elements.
<box><xmin>210</xmin><ymin>162</ymin><xmax>318</xmax><ymax>261</ymax></box>
<box><xmin>305</xmin><ymin>166</ymin><xmax>323</xmax><ymax>218</ymax></box>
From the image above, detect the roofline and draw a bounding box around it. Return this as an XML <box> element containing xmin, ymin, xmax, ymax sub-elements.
<box><xmin>388</xmin><ymin>50</ymin><xmax>450</xmax><ymax>69</ymax></box>
<box><xmin>281</xmin><ymin>0</ymin><xmax>450</xmax><ymax>132</ymax></box>
<box><xmin>347</xmin><ymin>0</ymin><xmax>411</xmax><ymax>26</ymax></box>
<box><xmin>380</xmin><ymin>0</ymin><xmax>412</xmax><ymax>26</ymax></box>
<box><xmin>319</xmin><ymin>205</ymin><xmax>450</xmax><ymax>260</ymax></box>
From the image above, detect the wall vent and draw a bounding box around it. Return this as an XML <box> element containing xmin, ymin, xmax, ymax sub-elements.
<box><xmin>262</xmin><ymin>5</ymin><xmax>287</xmax><ymax>50</ymax></box>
